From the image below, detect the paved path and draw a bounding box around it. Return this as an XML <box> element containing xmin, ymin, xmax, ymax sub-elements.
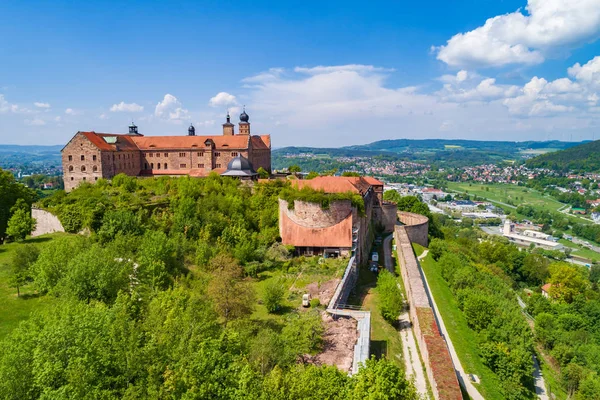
<box><xmin>417</xmin><ymin>250</ymin><xmax>485</xmax><ymax>400</ymax></box>
<box><xmin>383</xmin><ymin>234</ymin><xmax>428</xmax><ymax>397</ymax></box>
<box><xmin>516</xmin><ymin>296</ymin><xmax>549</xmax><ymax>400</ymax></box>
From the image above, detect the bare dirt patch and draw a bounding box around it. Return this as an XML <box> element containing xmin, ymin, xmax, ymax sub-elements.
<box><xmin>305</xmin><ymin>312</ymin><xmax>357</xmax><ymax>373</ymax></box>
<box><xmin>305</xmin><ymin>278</ymin><xmax>340</xmax><ymax>306</ymax></box>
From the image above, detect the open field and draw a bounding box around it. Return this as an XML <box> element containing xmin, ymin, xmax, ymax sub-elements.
<box><xmin>0</xmin><ymin>233</ymin><xmax>69</xmax><ymax>341</ymax></box>
<box><xmin>418</xmin><ymin>250</ymin><xmax>504</xmax><ymax>400</ymax></box>
<box><xmin>447</xmin><ymin>182</ymin><xmax>564</xmax><ymax>213</ymax></box>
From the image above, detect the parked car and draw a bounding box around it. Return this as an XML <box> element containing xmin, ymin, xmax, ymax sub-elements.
<box><xmin>370</xmin><ymin>261</ymin><xmax>379</xmax><ymax>273</ymax></box>
<box><xmin>302</xmin><ymin>293</ymin><xmax>311</xmax><ymax>307</ymax></box>
<box><xmin>371</xmin><ymin>252</ymin><xmax>379</xmax><ymax>262</ymax></box>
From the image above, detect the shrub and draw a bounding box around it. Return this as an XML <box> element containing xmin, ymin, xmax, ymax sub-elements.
<box><xmin>310</xmin><ymin>298</ymin><xmax>320</xmax><ymax>308</ymax></box>
<box><xmin>264</xmin><ymin>279</ymin><xmax>286</xmax><ymax>313</ymax></box>
<box><xmin>377</xmin><ymin>270</ymin><xmax>402</xmax><ymax>323</ymax></box>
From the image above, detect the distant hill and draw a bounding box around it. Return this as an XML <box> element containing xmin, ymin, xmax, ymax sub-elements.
<box><xmin>273</xmin><ymin>139</ymin><xmax>585</xmax><ymax>170</ymax></box>
<box><xmin>0</xmin><ymin>144</ymin><xmax>63</xmax><ymax>154</ymax></box>
<box><xmin>526</xmin><ymin>140</ymin><xmax>600</xmax><ymax>173</ymax></box>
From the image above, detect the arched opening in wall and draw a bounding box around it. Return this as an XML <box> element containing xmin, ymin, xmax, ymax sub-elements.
<box><xmin>68</xmin><ymin>165</ymin><xmax>73</xmax><ymax>172</ymax></box>
<box><xmin>151</xmin><ymin>163</ymin><xmax>154</xmax><ymax>169</ymax></box>
<box><xmin>144</xmin><ymin>163</ymin><xmax>148</xmax><ymax>170</ymax></box>
<box><xmin>81</xmin><ymin>166</ymin><xmax>86</xmax><ymax>172</ymax></box>
<box><xmin>164</xmin><ymin>163</ymin><xmax>167</xmax><ymax>169</ymax></box>
<box><xmin>92</xmin><ymin>166</ymin><xmax>98</xmax><ymax>172</ymax></box>
<box><xmin>157</xmin><ymin>163</ymin><xmax>161</xmax><ymax>170</ymax></box>
<box><xmin>70</xmin><ymin>177</ymin><xmax>74</xmax><ymax>181</ymax></box>
<box><xmin>81</xmin><ymin>155</ymin><xmax>85</xmax><ymax>161</ymax></box>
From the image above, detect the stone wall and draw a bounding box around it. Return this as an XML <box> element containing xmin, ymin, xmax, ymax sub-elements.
<box><xmin>398</xmin><ymin>211</ymin><xmax>429</xmax><ymax>247</ymax></box>
<box><xmin>281</xmin><ymin>199</ymin><xmax>353</xmax><ymax>228</ymax></box>
<box><xmin>380</xmin><ymin>202</ymin><xmax>398</xmax><ymax>233</ymax></box>
<box><xmin>394</xmin><ymin>224</ymin><xmax>462</xmax><ymax>399</ymax></box>
<box><xmin>31</xmin><ymin>208</ymin><xmax>64</xmax><ymax>237</ymax></box>
<box><xmin>63</xmin><ymin>133</ymin><xmax>104</xmax><ymax>191</ymax></box>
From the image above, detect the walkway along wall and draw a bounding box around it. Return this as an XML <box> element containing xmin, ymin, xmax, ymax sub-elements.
<box><xmin>326</xmin><ymin>256</ymin><xmax>371</xmax><ymax>375</ymax></box>
<box><xmin>31</xmin><ymin>208</ymin><xmax>65</xmax><ymax>237</ymax></box>
<box><xmin>397</xmin><ymin>211</ymin><xmax>428</xmax><ymax>248</ymax></box>
<box><xmin>394</xmin><ymin>213</ymin><xmax>462</xmax><ymax>400</ymax></box>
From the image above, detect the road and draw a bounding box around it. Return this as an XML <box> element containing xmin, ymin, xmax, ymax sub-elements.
<box><xmin>382</xmin><ymin>234</ymin><xmax>428</xmax><ymax>397</ymax></box>
<box><xmin>416</xmin><ymin>250</ymin><xmax>485</xmax><ymax>400</ymax></box>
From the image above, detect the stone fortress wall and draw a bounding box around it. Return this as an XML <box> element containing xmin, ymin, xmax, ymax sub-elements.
<box><xmin>398</xmin><ymin>211</ymin><xmax>429</xmax><ymax>247</ymax></box>
<box><xmin>280</xmin><ymin>199</ymin><xmax>352</xmax><ymax>228</ymax></box>
<box><xmin>394</xmin><ymin>212</ymin><xmax>462</xmax><ymax>400</ymax></box>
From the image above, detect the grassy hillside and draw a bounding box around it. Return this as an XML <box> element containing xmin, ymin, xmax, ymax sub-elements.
<box><xmin>526</xmin><ymin>140</ymin><xmax>600</xmax><ymax>173</ymax></box>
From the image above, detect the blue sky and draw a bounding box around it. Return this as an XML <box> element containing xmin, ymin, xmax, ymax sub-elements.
<box><xmin>1</xmin><ymin>0</ymin><xmax>599</xmax><ymax>147</ymax></box>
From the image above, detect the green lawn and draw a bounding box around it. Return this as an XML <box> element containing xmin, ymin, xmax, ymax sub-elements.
<box><xmin>572</xmin><ymin>248</ymin><xmax>600</xmax><ymax>262</ymax></box>
<box><xmin>0</xmin><ymin>233</ymin><xmax>69</xmax><ymax>341</ymax></box>
<box><xmin>447</xmin><ymin>182</ymin><xmax>564</xmax><ymax>213</ymax></box>
<box><xmin>419</xmin><ymin>252</ymin><xmax>505</xmax><ymax>400</ymax></box>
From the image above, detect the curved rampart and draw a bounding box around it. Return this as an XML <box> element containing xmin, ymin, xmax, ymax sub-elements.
<box><xmin>279</xmin><ymin>199</ymin><xmax>352</xmax><ymax>229</ymax></box>
<box><xmin>398</xmin><ymin>211</ymin><xmax>429</xmax><ymax>247</ymax></box>
<box><xmin>380</xmin><ymin>202</ymin><xmax>398</xmax><ymax>233</ymax></box>
<box><xmin>32</xmin><ymin>208</ymin><xmax>64</xmax><ymax>237</ymax></box>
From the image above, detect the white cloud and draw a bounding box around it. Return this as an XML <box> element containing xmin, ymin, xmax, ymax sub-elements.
<box><xmin>294</xmin><ymin>65</ymin><xmax>395</xmax><ymax>75</ymax></box>
<box><xmin>155</xmin><ymin>94</ymin><xmax>189</xmax><ymax>123</ymax></box>
<box><xmin>0</xmin><ymin>95</ymin><xmax>32</xmax><ymax>114</ymax></box>
<box><xmin>209</xmin><ymin>92</ymin><xmax>237</xmax><ymax>107</ymax></box>
<box><xmin>438</xmin><ymin>77</ymin><xmax>519</xmax><ymax>103</ymax></box>
<box><xmin>435</xmin><ymin>0</ymin><xmax>600</xmax><ymax>68</ymax></box>
<box><xmin>98</xmin><ymin>113</ymin><xmax>108</xmax><ymax>120</ymax></box>
<box><xmin>110</xmin><ymin>101</ymin><xmax>144</xmax><ymax>112</ymax></box>
<box><xmin>568</xmin><ymin>56</ymin><xmax>600</xmax><ymax>87</ymax></box>
<box><xmin>65</xmin><ymin>108</ymin><xmax>81</xmax><ymax>115</ymax></box>
<box><xmin>34</xmin><ymin>102</ymin><xmax>51</xmax><ymax>108</ymax></box>
<box><xmin>242</xmin><ymin>68</ymin><xmax>285</xmax><ymax>84</ymax></box>
<box><xmin>25</xmin><ymin>117</ymin><xmax>46</xmax><ymax>126</ymax></box>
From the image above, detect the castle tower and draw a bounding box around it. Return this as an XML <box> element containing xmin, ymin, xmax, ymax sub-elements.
<box><xmin>188</xmin><ymin>123</ymin><xmax>196</xmax><ymax>136</ymax></box>
<box><xmin>222</xmin><ymin>112</ymin><xmax>234</xmax><ymax>136</ymax></box>
<box><xmin>128</xmin><ymin>121</ymin><xmax>139</xmax><ymax>135</ymax></box>
<box><xmin>239</xmin><ymin>107</ymin><xmax>250</xmax><ymax>135</ymax></box>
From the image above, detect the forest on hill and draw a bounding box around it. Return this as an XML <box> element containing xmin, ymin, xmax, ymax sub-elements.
<box><xmin>526</xmin><ymin>140</ymin><xmax>600</xmax><ymax>173</ymax></box>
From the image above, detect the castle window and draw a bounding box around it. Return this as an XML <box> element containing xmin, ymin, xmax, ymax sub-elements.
<box><xmin>81</xmin><ymin>166</ymin><xmax>86</xmax><ymax>172</ymax></box>
<box><xmin>92</xmin><ymin>166</ymin><xmax>98</xmax><ymax>172</ymax></box>
<box><xmin>71</xmin><ymin>177</ymin><xmax>74</xmax><ymax>181</ymax></box>
<box><xmin>144</xmin><ymin>163</ymin><xmax>148</xmax><ymax>170</ymax></box>
<box><xmin>95</xmin><ymin>177</ymin><xmax>98</xmax><ymax>181</ymax></box>
<box><xmin>198</xmin><ymin>163</ymin><xmax>204</xmax><ymax>168</ymax></box>
<box><xmin>214</xmin><ymin>152</ymin><xmax>220</xmax><ymax>157</ymax></box>
<box><xmin>157</xmin><ymin>163</ymin><xmax>161</xmax><ymax>170</ymax></box>
<box><xmin>179</xmin><ymin>152</ymin><xmax>186</xmax><ymax>157</ymax></box>
<box><xmin>164</xmin><ymin>153</ymin><xmax>168</xmax><ymax>157</ymax></box>
<box><xmin>83</xmin><ymin>177</ymin><xmax>86</xmax><ymax>181</ymax></box>
<box><xmin>216</xmin><ymin>163</ymin><xmax>221</xmax><ymax>168</ymax></box>
<box><xmin>231</xmin><ymin>152</ymin><xmax>238</xmax><ymax>157</ymax></box>
<box><xmin>197</xmin><ymin>152</ymin><xmax>204</xmax><ymax>157</ymax></box>
<box><xmin>156</xmin><ymin>153</ymin><xmax>160</xmax><ymax>157</ymax></box>
<box><xmin>68</xmin><ymin>165</ymin><xmax>73</xmax><ymax>172</ymax></box>
<box><xmin>68</xmin><ymin>155</ymin><xmax>73</xmax><ymax>161</ymax></box>
<box><xmin>164</xmin><ymin>163</ymin><xmax>167</xmax><ymax>169</ymax></box>
<box><xmin>81</xmin><ymin>155</ymin><xmax>85</xmax><ymax>161</ymax></box>
<box><xmin>149</xmin><ymin>153</ymin><xmax>153</xmax><ymax>157</ymax></box>
<box><xmin>93</xmin><ymin>155</ymin><xmax>97</xmax><ymax>161</ymax></box>
<box><xmin>112</xmin><ymin>154</ymin><xmax>115</xmax><ymax>161</ymax></box>
<box><xmin>151</xmin><ymin>163</ymin><xmax>154</xmax><ymax>169</ymax></box>
<box><xmin>180</xmin><ymin>163</ymin><xmax>186</xmax><ymax>168</ymax></box>
<box><xmin>118</xmin><ymin>154</ymin><xmax>121</xmax><ymax>160</ymax></box>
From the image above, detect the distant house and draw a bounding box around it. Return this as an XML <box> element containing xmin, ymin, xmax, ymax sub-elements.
<box><xmin>42</xmin><ymin>182</ymin><xmax>54</xmax><ymax>190</ymax></box>
<box><xmin>572</xmin><ymin>208</ymin><xmax>587</xmax><ymax>215</ymax></box>
<box><xmin>541</xmin><ymin>283</ymin><xmax>552</xmax><ymax>298</ymax></box>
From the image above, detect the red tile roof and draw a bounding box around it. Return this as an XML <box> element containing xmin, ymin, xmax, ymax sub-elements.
<box><xmin>293</xmin><ymin>176</ymin><xmax>377</xmax><ymax>195</ymax></box>
<box><xmin>78</xmin><ymin>131</ymin><xmax>271</xmax><ymax>152</ymax></box>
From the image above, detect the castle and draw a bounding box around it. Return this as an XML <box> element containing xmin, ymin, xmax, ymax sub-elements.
<box><xmin>61</xmin><ymin>109</ymin><xmax>271</xmax><ymax>192</ymax></box>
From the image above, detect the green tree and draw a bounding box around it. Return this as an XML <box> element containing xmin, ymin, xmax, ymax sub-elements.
<box><xmin>207</xmin><ymin>254</ymin><xmax>255</xmax><ymax>325</ymax></box>
<box><xmin>350</xmin><ymin>357</ymin><xmax>417</xmax><ymax>400</ymax></box>
<box><xmin>5</xmin><ymin>199</ymin><xmax>36</xmax><ymax>241</ymax></box>
<box><xmin>548</xmin><ymin>262</ymin><xmax>590</xmax><ymax>303</ymax></box>
<box><xmin>377</xmin><ymin>270</ymin><xmax>402</xmax><ymax>323</ymax></box>
<box><xmin>8</xmin><ymin>244</ymin><xmax>39</xmax><ymax>297</ymax></box>
<box><xmin>0</xmin><ymin>169</ymin><xmax>36</xmax><ymax>243</ymax></box>
<box><xmin>288</xmin><ymin>165</ymin><xmax>301</xmax><ymax>174</ymax></box>
<box><xmin>257</xmin><ymin>167</ymin><xmax>270</xmax><ymax>179</ymax></box>
<box><xmin>263</xmin><ymin>279</ymin><xmax>285</xmax><ymax>313</ymax></box>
